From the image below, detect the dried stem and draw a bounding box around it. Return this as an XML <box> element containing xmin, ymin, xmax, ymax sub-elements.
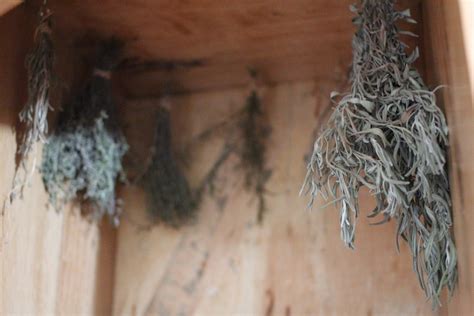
<box><xmin>239</xmin><ymin>88</ymin><xmax>272</xmax><ymax>223</ymax></box>
<box><xmin>10</xmin><ymin>5</ymin><xmax>54</xmax><ymax>203</ymax></box>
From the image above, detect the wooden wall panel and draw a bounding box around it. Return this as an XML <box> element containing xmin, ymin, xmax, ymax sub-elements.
<box><xmin>423</xmin><ymin>1</ymin><xmax>474</xmax><ymax>315</ymax></box>
<box><xmin>50</xmin><ymin>0</ymin><xmax>421</xmax><ymax>96</ymax></box>
<box><xmin>0</xmin><ymin>1</ymin><xmax>471</xmax><ymax>315</ymax></box>
<box><xmin>114</xmin><ymin>80</ymin><xmax>434</xmax><ymax>315</ymax></box>
<box><xmin>0</xmin><ymin>6</ymin><xmax>116</xmax><ymax>315</ymax></box>
<box><xmin>458</xmin><ymin>0</ymin><xmax>474</xmax><ymax>101</ymax></box>
<box><xmin>0</xmin><ymin>0</ymin><xmax>22</xmax><ymax>17</ymax></box>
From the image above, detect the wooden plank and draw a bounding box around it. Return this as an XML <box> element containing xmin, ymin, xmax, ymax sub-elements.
<box><xmin>0</xmin><ymin>5</ymin><xmax>117</xmax><ymax>315</ymax></box>
<box><xmin>55</xmin><ymin>210</ymin><xmax>112</xmax><ymax>315</ymax></box>
<box><xmin>458</xmin><ymin>0</ymin><xmax>474</xmax><ymax>101</ymax></box>
<box><xmin>0</xmin><ymin>0</ymin><xmax>22</xmax><ymax>17</ymax></box>
<box><xmin>50</xmin><ymin>0</ymin><xmax>421</xmax><ymax>96</ymax></box>
<box><xmin>113</xmin><ymin>80</ymin><xmax>434</xmax><ymax>315</ymax></box>
<box><xmin>0</xmin><ymin>6</ymin><xmax>62</xmax><ymax>314</ymax></box>
<box><xmin>94</xmin><ymin>220</ymin><xmax>118</xmax><ymax>316</ymax></box>
<box><xmin>422</xmin><ymin>0</ymin><xmax>474</xmax><ymax>315</ymax></box>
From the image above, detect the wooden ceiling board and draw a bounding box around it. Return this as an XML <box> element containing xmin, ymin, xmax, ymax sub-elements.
<box><xmin>50</xmin><ymin>0</ymin><xmax>422</xmax><ymax>96</ymax></box>
<box><xmin>0</xmin><ymin>0</ymin><xmax>22</xmax><ymax>17</ymax></box>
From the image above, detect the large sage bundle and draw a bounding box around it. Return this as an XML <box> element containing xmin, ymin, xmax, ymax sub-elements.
<box><xmin>41</xmin><ymin>40</ymin><xmax>128</xmax><ymax>225</ymax></box>
<box><xmin>10</xmin><ymin>3</ymin><xmax>54</xmax><ymax>202</ymax></box>
<box><xmin>302</xmin><ymin>0</ymin><xmax>456</xmax><ymax>306</ymax></box>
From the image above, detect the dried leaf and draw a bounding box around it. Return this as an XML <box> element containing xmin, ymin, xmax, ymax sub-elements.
<box><xmin>302</xmin><ymin>0</ymin><xmax>457</xmax><ymax>307</ymax></box>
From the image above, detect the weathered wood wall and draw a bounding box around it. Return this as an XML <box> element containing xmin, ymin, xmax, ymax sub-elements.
<box><xmin>0</xmin><ymin>0</ymin><xmax>22</xmax><ymax>17</ymax></box>
<box><xmin>423</xmin><ymin>1</ymin><xmax>474</xmax><ymax>315</ymax></box>
<box><xmin>112</xmin><ymin>1</ymin><xmax>472</xmax><ymax>314</ymax></box>
<box><xmin>114</xmin><ymin>80</ymin><xmax>435</xmax><ymax>315</ymax></box>
<box><xmin>49</xmin><ymin>0</ymin><xmax>421</xmax><ymax>97</ymax></box>
<box><xmin>0</xmin><ymin>1</ymin><xmax>472</xmax><ymax>315</ymax></box>
<box><xmin>0</xmin><ymin>6</ymin><xmax>115</xmax><ymax>315</ymax></box>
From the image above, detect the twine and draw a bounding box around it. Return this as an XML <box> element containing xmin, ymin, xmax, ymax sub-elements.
<box><xmin>94</xmin><ymin>69</ymin><xmax>112</xmax><ymax>80</ymax></box>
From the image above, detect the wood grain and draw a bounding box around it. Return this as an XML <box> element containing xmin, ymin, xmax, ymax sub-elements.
<box><xmin>0</xmin><ymin>6</ymin><xmax>116</xmax><ymax>315</ymax></box>
<box><xmin>50</xmin><ymin>0</ymin><xmax>421</xmax><ymax>96</ymax></box>
<box><xmin>423</xmin><ymin>1</ymin><xmax>474</xmax><ymax>315</ymax></box>
<box><xmin>113</xmin><ymin>81</ymin><xmax>434</xmax><ymax>315</ymax></box>
<box><xmin>0</xmin><ymin>0</ymin><xmax>22</xmax><ymax>17</ymax></box>
<box><xmin>458</xmin><ymin>0</ymin><xmax>474</xmax><ymax>102</ymax></box>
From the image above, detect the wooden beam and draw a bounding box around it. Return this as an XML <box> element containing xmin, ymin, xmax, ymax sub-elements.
<box><xmin>458</xmin><ymin>0</ymin><xmax>474</xmax><ymax>100</ymax></box>
<box><xmin>422</xmin><ymin>0</ymin><xmax>474</xmax><ymax>315</ymax></box>
<box><xmin>50</xmin><ymin>0</ymin><xmax>421</xmax><ymax>96</ymax></box>
<box><xmin>0</xmin><ymin>6</ymin><xmax>117</xmax><ymax>315</ymax></box>
<box><xmin>0</xmin><ymin>0</ymin><xmax>22</xmax><ymax>17</ymax></box>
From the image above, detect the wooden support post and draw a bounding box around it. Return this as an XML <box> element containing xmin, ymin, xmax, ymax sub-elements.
<box><xmin>423</xmin><ymin>0</ymin><xmax>474</xmax><ymax>315</ymax></box>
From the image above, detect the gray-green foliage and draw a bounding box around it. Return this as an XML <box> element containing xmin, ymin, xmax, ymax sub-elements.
<box><xmin>41</xmin><ymin>40</ymin><xmax>128</xmax><ymax>225</ymax></box>
<box><xmin>301</xmin><ymin>0</ymin><xmax>456</xmax><ymax>307</ymax></box>
<box><xmin>11</xmin><ymin>6</ymin><xmax>54</xmax><ymax>202</ymax></box>
<box><xmin>42</xmin><ymin>112</ymin><xmax>127</xmax><ymax>224</ymax></box>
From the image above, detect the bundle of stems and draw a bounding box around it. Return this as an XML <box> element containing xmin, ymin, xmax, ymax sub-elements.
<box><xmin>141</xmin><ymin>77</ymin><xmax>272</xmax><ymax>227</ymax></box>
<box><xmin>238</xmin><ymin>82</ymin><xmax>271</xmax><ymax>223</ymax></box>
<box><xmin>141</xmin><ymin>106</ymin><xmax>197</xmax><ymax>227</ymax></box>
<box><xmin>302</xmin><ymin>0</ymin><xmax>456</xmax><ymax>306</ymax></box>
<box><xmin>10</xmin><ymin>3</ymin><xmax>54</xmax><ymax>202</ymax></box>
<box><xmin>41</xmin><ymin>39</ymin><xmax>128</xmax><ymax>225</ymax></box>
<box><xmin>176</xmin><ymin>72</ymin><xmax>272</xmax><ymax>224</ymax></box>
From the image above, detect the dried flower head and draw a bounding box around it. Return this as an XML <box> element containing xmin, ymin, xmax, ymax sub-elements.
<box><xmin>301</xmin><ymin>0</ymin><xmax>457</xmax><ymax>307</ymax></box>
<box><xmin>41</xmin><ymin>39</ymin><xmax>128</xmax><ymax>225</ymax></box>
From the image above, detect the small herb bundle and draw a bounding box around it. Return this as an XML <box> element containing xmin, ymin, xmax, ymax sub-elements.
<box><xmin>301</xmin><ymin>0</ymin><xmax>456</xmax><ymax>307</ymax></box>
<box><xmin>180</xmin><ymin>72</ymin><xmax>272</xmax><ymax>224</ymax></box>
<box><xmin>10</xmin><ymin>2</ymin><xmax>54</xmax><ymax>202</ymax></box>
<box><xmin>139</xmin><ymin>71</ymin><xmax>271</xmax><ymax>227</ymax></box>
<box><xmin>238</xmin><ymin>76</ymin><xmax>271</xmax><ymax>223</ymax></box>
<box><xmin>141</xmin><ymin>106</ymin><xmax>197</xmax><ymax>227</ymax></box>
<box><xmin>41</xmin><ymin>39</ymin><xmax>128</xmax><ymax>225</ymax></box>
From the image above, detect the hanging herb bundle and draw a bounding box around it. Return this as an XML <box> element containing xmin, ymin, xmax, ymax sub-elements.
<box><xmin>136</xmin><ymin>69</ymin><xmax>272</xmax><ymax>227</ymax></box>
<box><xmin>238</xmin><ymin>75</ymin><xmax>272</xmax><ymax>223</ymax></box>
<box><xmin>176</xmin><ymin>71</ymin><xmax>272</xmax><ymax>224</ymax></box>
<box><xmin>41</xmin><ymin>39</ymin><xmax>128</xmax><ymax>225</ymax></box>
<box><xmin>141</xmin><ymin>106</ymin><xmax>197</xmax><ymax>227</ymax></box>
<box><xmin>140</xmin><ymin>72</ymin><xmax>271</xmax><ymax>227</ymax></box>
<box><xmin>10</xmin><ymin>1</ymin><xmax>54</xmax><ymax>202</ymax></box>
<box><xmin>301</xmin><ymin>0</ymin><xmax>456</xmax><ymax>307</ymax></box>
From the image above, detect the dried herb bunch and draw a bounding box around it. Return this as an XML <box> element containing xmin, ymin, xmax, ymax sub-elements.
<box><xmin>301</xmin><ymin>0</ymin><xmax>456</xmax><ymax>306</ymax></box>
<box><xmin>238</xmin><ymin>81</ymin><xmax>271</xmax><ymax>223</ymax></box>
<box><xmin>10</xmin><ymin>3</ymin><xmax>54</xmax><ymax>202</ymax></box>
<box><xmin>41</xmin><ymin>39</ymin><xmax>128</xmax><ymax>225</ymax></box>
<box><xmin>141</xmin><ymin>106</ymin><xmax>197</xmax><ymax>227</ymax></box>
